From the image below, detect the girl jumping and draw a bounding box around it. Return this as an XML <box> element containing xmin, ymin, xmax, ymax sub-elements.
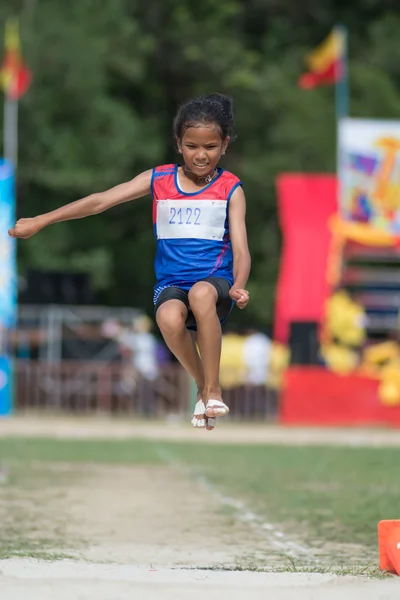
<box><xmin>8</xmin><ymin>92</ymin><xmax>251</xmax><ymax>431</ymax></box>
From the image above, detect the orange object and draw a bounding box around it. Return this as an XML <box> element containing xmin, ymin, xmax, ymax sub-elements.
<box><xmin>378</xmin><ymin>520</ymin><xmax>400</xmax><ymax>574</ymax></box>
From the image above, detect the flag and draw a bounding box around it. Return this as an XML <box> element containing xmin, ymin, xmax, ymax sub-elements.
<box><xmin>298</xmin><ymin>29</ymin><xmax>345</xmax><ymax>90</ymax></box>
<box><xmin>0</xmin><ymin>18</ymin><xmax>32</xmax><ymax>100</ymax></box>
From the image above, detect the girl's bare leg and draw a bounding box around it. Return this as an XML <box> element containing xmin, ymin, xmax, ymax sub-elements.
<box><xmin>189</xmin><ymin>331</ymin><xmax>215</xmax><ymax>430</ymax></box>
<box><xmin>156</xmin><ymin>299</ymin><xmax>208</xmax><ymax>425</ymax></box>
<box><xmin>188</xmin><ymin>282</ymin><xmax>225</xmax><ymax>418</ymax></box>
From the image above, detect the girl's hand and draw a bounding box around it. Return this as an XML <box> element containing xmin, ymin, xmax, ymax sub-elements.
<box><xmin>229</xmin><ymin>286</ymin><xmax>249</xmax><ymax>309</ymax></box>
<box><xmin>8</xmin><ymin>217</ymin><xmax>43</xmax><ymax>239</ymax></box>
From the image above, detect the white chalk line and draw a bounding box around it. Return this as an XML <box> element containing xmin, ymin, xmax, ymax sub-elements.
<box><xmin>155</xmin><ymin>445</ymin><xmax>317</xmax><ymax>562</ymax></box>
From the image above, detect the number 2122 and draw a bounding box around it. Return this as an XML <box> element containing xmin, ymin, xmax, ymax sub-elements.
<box><xmin>169</xmin><ymin>207</ymin><xmax>201</xmax><ymax>225</ymax></box>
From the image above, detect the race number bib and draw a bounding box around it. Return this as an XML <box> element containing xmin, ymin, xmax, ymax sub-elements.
<box><xmin>156</xmin><ymin>199</ymin><xmax>227</xmax><ymax>240</ymax></box>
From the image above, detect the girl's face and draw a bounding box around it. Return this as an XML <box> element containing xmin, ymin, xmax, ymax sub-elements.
<box><xmin>177</xmin><ymin>123</ymin><xmax>229</xmax><ymax>178</ymax></box>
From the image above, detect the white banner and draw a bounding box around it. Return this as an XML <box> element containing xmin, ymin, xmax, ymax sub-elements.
<box><xmin>339</xmin><ymin>117</ymin><xmax>400</xmax><ymax>233</ymax></box>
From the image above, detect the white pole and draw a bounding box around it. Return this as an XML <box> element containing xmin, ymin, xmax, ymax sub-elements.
<box><xmin>4</xmin><ymin>94</ymin><xmax>18</xmax><ymax>170</ymax></box>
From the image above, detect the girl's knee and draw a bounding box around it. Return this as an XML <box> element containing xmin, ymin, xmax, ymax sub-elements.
<box><xmin>189</xmin><ymin>282</ymin><xmax>217</xmax><ymax>313</ymax></box>
<box><xmin>156</xmin><ymin>302</ymin><xmax>187</xmax><ymax>335</ymax></box>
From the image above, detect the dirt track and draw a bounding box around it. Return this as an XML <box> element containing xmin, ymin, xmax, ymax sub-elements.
<box><xmin>24</xmin><ymin>462</ymin><xmax>270</xmax><ymax>567</ymax></box>
<box><xmin>1</xmin><ymin>414</ymin><xmax>400</xmax><ymax>446</ymax></box>
<box><xmin>1</xmin><ymin>415</ymin><xmax>399</xmax><ymax>599</ymax></box>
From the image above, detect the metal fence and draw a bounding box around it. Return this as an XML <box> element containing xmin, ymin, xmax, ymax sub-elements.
<box><xmin>14</xmin><ymin>360</ymin><xmax>279</xmax><ymax>421</ymax></box>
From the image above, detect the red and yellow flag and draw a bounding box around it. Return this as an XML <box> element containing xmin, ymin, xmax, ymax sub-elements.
<box><xmin>0</xmin><ymin>18</ymin><xmax>32</xmax><ymax>100</ymax></box>
<box><xmin>298</xmin><ymin>29</ymin><xmax>345</xmax><ymax>90</ymax></box>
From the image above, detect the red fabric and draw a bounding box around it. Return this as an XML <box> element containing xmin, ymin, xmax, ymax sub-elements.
<box><xmin>280</xmin><ymin>367</ymin><xmax>400</xmax><ymax>427</ymax></box>
<box><xmin>298</xmin><ymin>61</ymin><xmax>343</xmax><ymax>89</ymax></box>
<box><xmin>151</xmin><ymin>164</ymin><xmax>241</xmax><ymax>224</ymax></box>
<box><xmin>274</xmin><ymin>174</ymin><xmax>337</xmax><ymax>342</ymax></box>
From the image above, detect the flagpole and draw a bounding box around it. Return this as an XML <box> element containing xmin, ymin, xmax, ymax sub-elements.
<box><xmin>334</xmin><ymin>24</ymin><xmax>349</xmax><ymax>218</ymax></box>
<box><xmin>334</xmin><ymin>25</ymin><xmax>349</xmax><ymax>122</ymax></box>
<box><xmin>4</xmin><ymin>93</ymin><xmax>18</xmax><ymax>169</ymax></box>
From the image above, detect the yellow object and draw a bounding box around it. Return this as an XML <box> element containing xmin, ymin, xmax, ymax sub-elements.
<box><xmin>325</xmin><ymin>290</ymin><xmax>366</xmax><ymax>347</ymax></box>
<box><xmin>363</xmin><ymin>341</ymin><xmax>400</xmax><ymax>367</ymax></box>
<box><xmin>306</xmin><ymin>29</ymin><xmax>345</xmax><ymax>74</ymax></box>
<box><xmin>321</xmin><ymin>343</ymin><xmax>359</xmax><ymax>375</ymax></box>
<box><xmin>330</xmin><ymin>215</ymin><xmax>398</xmax><ymax>247</ymax></box>
<box><xmin>379</xmin><ymin>364</ymin><xmax>400</xmax><ymax>406</ymax></box>
<box><xmin>219</xmin><ymin>333</ymin><xmax>246</xmax><ymax>389</ymax></box>
<box><xmin>267</xmin><ymin>342</ymin><xmax>290</xmax><ymax>389</ymax></box>
<box><xmin>379</xmin><ymin>381</ymin><xmax>400</xmax><ymax>406</ymax></box>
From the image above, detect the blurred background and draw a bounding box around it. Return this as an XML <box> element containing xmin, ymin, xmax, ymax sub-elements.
<box><xmin>2</xmin><ymin>0</ymin><xmax>400</xmax><ymax>425</ymax></box>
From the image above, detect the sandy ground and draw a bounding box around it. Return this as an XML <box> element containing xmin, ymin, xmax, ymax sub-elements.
<box><xmin>1</xmin><ymin>414</ymin><xmax>400</xmax><ymax>446</ymax></box>
<box><xmin>0</xmin><ymin>460</ymin><xmax>305</xmax><ymax>568</ymax></box>
<box><xmin>46</xmin><ymin>462</ymin><xmax>272</xmax><ymax>567</ymax></box>
<box><xmin>1</xmin><ymin>415</ymin><xmax>400</xmax><ymax>598</ymax></box>
<box><xmin>1</xmin><ymin>561</ymin><xmax>399</xmax><ymax>600</ymax></box>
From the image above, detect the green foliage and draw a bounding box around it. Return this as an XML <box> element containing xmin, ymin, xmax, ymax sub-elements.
<box><xmin>1</xmin><ymin>1</ymin><xmax>400</xmax><ymax>326</ymax></box>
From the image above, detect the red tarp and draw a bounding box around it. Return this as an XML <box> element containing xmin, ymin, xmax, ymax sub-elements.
<box><xmin>280</xmin><ymin>367</ymin><xmax>400</xmax><ymax>426</ymax></box>
<box><xmin>274</xmin><ymin>174</ymin><xmax>337</xmax><ymax>342</ymax></box>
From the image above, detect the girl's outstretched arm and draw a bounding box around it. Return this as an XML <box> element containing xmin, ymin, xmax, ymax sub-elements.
<box><xmin>228</xmin><ymin>186</ymin><xmax>251</xmax><ymax>309</ymax></box>
<box><xmin>8</xmin><ymin>169</ymin><xmax>153</xmax><ymax>239</ymax></box>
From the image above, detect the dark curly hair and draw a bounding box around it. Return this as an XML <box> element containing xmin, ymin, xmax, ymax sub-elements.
<box><xmin>173</xmin><ymin>93</ymin><xmax>236</xmax><ymax>141</ymax></box>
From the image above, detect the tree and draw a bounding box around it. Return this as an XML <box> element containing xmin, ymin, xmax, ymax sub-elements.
<box><xmin>1</xmin><ymin>0</ymin><xmax>400</xmax><ymax>327</ymax></box>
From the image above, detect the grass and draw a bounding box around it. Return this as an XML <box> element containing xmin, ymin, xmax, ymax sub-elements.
<box><xmin>171</xmin><ymin>443</ymin><xmax>400</xmax><ymax>548</ymax></box>
<box><xmin>1</xmin><ymin>436</ymin><xmax>398</xmax><ymax>571</ymax></box>
<box><xmin>192</xmin><ymin>563</ymin><xmax>389</xmax><ymax>577</ymax></box>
